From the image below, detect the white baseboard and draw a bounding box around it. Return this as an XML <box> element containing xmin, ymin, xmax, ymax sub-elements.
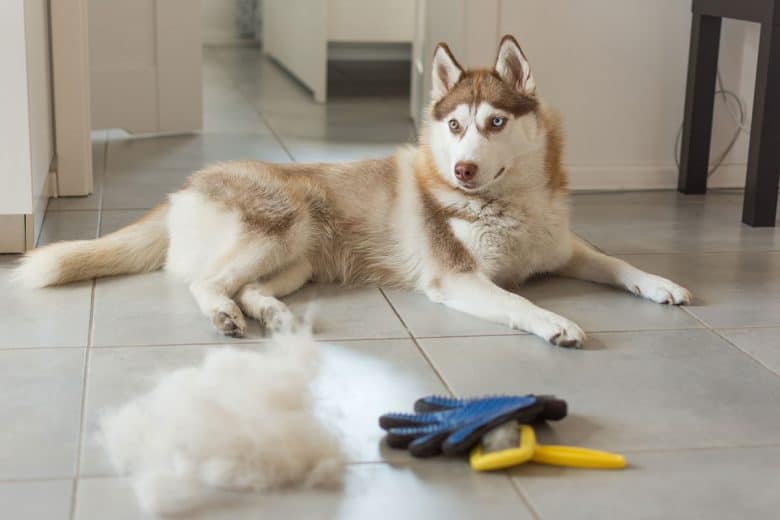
<box><xmin>568</xmin><ymin>163</ymin><xmax>746</xmax><ymax>191</ymax></box>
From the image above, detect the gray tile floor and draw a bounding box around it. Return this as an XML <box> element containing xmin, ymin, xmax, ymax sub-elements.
<box><xmin>3</xmin><ymin>47</ymin><xmax>780</xmax><ymax>519</ymax></box>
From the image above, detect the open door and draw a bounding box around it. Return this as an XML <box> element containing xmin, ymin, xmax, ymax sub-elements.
<box><xmin>88</xmin><ymin>0</ymin><xmax>203</xmax><ymax>134</ymax></box>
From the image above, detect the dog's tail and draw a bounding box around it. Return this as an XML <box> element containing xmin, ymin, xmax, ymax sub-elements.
<box><xmin>15</xmin><ymin>203</ymin><xmax>170</xmax><ymax>288</ymax></box>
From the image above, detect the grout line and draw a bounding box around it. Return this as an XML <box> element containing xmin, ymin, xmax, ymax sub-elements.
<box><xmin>70</xmin><ymin>162</ymin><xmax>105</xmax><ymax>520</ymax></box>
<box><xmin>507</xmin><ymin>475</ymin><xmax>542</xmax><ymax>520</ymax></box>
<box><xmin>713</xmin><ymin>324</ymin><xmax>780</xmax><ymax>331</ymax></box>
<box><xmin>378</xmin><ymin>289</ymin><xmax>455</xmax><ymax>395</ymax></box>
<box><xmin>43</xmin><ymin>208</ymin><xmax>100</xmax><ymax>213</ymax></box>
<box><xmin>253</xmin><ymin>108</ymin><xmax>295</xmax><ymax>162</ymax></box>
<box><xmin>412</xmin><ymin>326</ymin><xmax>711</xmax><ymax>340</ymax></box>
<box><xmin>8</xmin><ymin>442</ymin><xmax>780</xmax><ymax>485</ymax></box>
<box><xmin>0</xmin><ymin>345</ymin><xmax>89</xmax><ymax>352</ymax></box>
<box><xmin>616</xmin><ymin>442</ymin><xmax>780</xmax><ymax>454</ymax></box>
<box><xmin>25</xmin><ymin>326</ymin><xmax>743</xmax><ymax>353</ymax></box>
<box><xmin>40</xmin><ymin>335</ymin><xmax>416</xmax><ymax>352</ymax></box>
<box><xmin>0</xmin><ymin>324</ymin><xmax>740</xmax><ymax>352</ymax></box>
<box><xmin>680</xmin><ymin>306</ymin><xmax>780</xmax><ymax>378</ymax></box>
<box><xmin>610</xmin><ymin>249</ymin><xmax>780</xmax><ymax>256</ymax></box>
<box><xmin>0</xmin><ymin>476</ymin><xmax>75</xmax><ymax>484</ymax></box>
<box><xmin>69</xmin><ymin>284</ymin><xmax>93</xmax><ymax>520</ymax></box>
<box><xmin>709</xmin><ymin>327</ymin><xmax>780</xmax><ymax>378</ymax></box>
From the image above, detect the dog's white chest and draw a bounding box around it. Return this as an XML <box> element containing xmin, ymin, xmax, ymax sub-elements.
<box><xmin>448</xmin><ymin>195</ymin><xmax>571</xmax><ymax>283</ymax></box>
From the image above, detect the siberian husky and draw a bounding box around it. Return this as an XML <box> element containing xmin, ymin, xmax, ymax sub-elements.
<box><xmin>17</xmin><ymin>36</ymin><xmax>691</xmax><ymax>347</ymax></box>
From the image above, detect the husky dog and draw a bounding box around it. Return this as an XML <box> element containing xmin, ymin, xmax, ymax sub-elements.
<box><xmin>17</xmin><ymin>36</ymin><xmax>691</xmax><ymax>347</ymax></box>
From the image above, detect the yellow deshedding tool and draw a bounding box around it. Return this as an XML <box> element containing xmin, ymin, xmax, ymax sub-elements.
<box><xmin>470</xmin><ymin>425</ymin><xmax>626</xmax><ymax>472</ymax></box>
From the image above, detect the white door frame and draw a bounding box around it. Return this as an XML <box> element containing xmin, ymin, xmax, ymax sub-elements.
<box><xmin>50</xmin><ymin>0</ymin><xmax>93</xmax><ymax>197</ymax></box>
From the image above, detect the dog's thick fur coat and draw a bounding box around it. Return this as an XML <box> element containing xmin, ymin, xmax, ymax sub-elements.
<box><xmin>17</xmin><ymin>36</ymin><xmax>691</xmax><ymax>347</ymax></box>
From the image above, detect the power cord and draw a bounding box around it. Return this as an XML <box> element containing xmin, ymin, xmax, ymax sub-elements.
<box><xmin>674</xmin><ymin>72</ymin><xmax>750</xmax><ymax>178</ymax></box>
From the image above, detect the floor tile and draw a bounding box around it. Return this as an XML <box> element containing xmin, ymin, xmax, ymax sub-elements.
<box><xmin>0</xmin><ymin>266</ymin><xmax>92</xmax><ymax>349</ymax></box>
<box><xmin>37</xmin><ymin>211</ymin><xmax>98</xmax><ymax>246</ymax></box>
<box><xmin>99</xmin><ymin>210</ymin><xmax>148</xmax><ymax>236</ymax></box>
<box><xmin>624</xmin><ymin>252</ymin><xmax>780</xmax><ymax>328</ymax></box>
<box><xmin>384</xmin><ymin>288</ymin><xmax>524</xmax><ymax>337</ymax></box>
<box><xmin>101</xmin><ymin>170</ymin><xmax>189</xmax><ymax>210</ymax></box>
<box><xmin>106</xmin><ymin>134</ymin><xmax>290</xmax><ymax>173</ymax></box>
<box><xmin>46</xmin><ymin>178</ymin><xmax>102</xmax><ymax>212</ymax></box>
<box><xmin>0</xmin><ymin>348</ymin><xmax>84</xmax><ymax>479</ymax></box>
<box><xmin>91</xmin><ymin>272</ymin><xmax>263</xmax><ymax>347</ymax></box>
<box><xmin>76</xmin><ymin>462</ymin><xmax>531</xmax><ymax>520</ymax></box>
<box><xmin>285</xmin><ymin>285</ymin><xmax>409</xmax><ymax>340</ymax></box>
<box><xmin>419</xmin><ymin>330</ymin><xmax>780</xmax><ymax>451</ymax></box>
<box><xmin>0</xmin><ymin>479</ymin><xmax>73</xmax><ymax>520</ymax></box>
<box><xmin>515</xmin><ymin>447</ymin><xmax>780</xmax><ymax>520</ymax></box>
<box><xmin>202</xmin><ymin>82</ymin><xmax>272</xmax><ymax>135</ymax></box>
<box><xmin>279</xmin><ymin>138</ymin><xmax>404</xmax><ymax>164</ymax></box>
<box><xmin>80</xmin><ymin>339</ymin><xmax>445</xmax><ymax>475</ymax></box>
<box><xmin>572</xmin><ymin>190</ymin><xmax>780</xmax><ymax>254</ymax></box>
<box><xmin>718</xmin><ymin>327</ymin><xmax>780</xmax><ymax>375</ymax></box>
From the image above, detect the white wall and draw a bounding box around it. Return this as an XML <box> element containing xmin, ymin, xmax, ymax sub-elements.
<box><xmin>418</xmin><ymin>0</ymin><xmax>759</xmax><ymax>190</ymax></box>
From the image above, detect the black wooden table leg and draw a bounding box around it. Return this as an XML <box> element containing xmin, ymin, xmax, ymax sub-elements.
<box><xmin>743</xmin><ymin>23</ymin><xmax>780</xmax><ymax>227</ymax></box>
<box><xmin>679</xmin><ymin>14</ymin><xmax>722</xmax><ymax>194</ymax></box>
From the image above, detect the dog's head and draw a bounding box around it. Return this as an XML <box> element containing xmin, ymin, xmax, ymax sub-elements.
<box><xmin>426</xmin><ymin>35</ymin><xmax>543</xmax><ymax>192</ymax></box>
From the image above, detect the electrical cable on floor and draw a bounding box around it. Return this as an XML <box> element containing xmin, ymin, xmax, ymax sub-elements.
<box><xmin>674</xmin><ymin>72</ymin><xmax>750</xmax><ymax>178</ymax></box>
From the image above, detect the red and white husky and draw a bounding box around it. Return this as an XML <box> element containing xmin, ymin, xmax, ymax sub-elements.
<box><xmin>17</xmin><ymin>36</ymin><xmax>691</xmax><ymax>347</ymax></box>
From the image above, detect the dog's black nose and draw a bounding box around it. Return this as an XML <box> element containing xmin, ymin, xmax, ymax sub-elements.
<box><xmin>454</xmin><ymin>161</ymin><xmax>478</xmax><ymax>182</ymax></box>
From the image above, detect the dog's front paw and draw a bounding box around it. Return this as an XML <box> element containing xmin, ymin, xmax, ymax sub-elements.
<box><xmin>259</xmin><ymin>300</ymin><xmax>294</xmax><ymax>333</ymax></box>
<box><xmin>211</xmin><ymin>303</ymin><xmax>247</xmax><ymax>337</ymax></box>
<box><xmin>630</xmin><ymin>275</ymin><xmax>692</xmax><ymax>305</ymax></box>
<box><xmin>517</xmin><ymin>310</ymin><xmax>587</xmax><ymax>348</ymax></box>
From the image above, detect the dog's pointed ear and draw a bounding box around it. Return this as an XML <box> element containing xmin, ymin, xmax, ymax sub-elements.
<box><xmin>431</xmin><ymin>43</ymin><xmax>463</xmax><ymax>100</ymax></box>
<box><xmin>495</xmin><ymin>35</ymin><xmax>536</xmax><ymax>96</ymax></box>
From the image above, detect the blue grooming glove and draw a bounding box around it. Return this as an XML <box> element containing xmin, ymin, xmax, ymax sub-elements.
<box><xmin>379</xmin><ymin>394</ymin><xmax>567</xmax><ymax>457</ymax></box>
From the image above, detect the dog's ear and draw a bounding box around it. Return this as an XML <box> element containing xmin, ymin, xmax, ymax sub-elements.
<box><xmin>431</xmin><ymin>43</ymin><xmax>463</xmax><ymax>100</ymax></box>
<box><xmin>494</xmin><ymin>35</ymin><xmax>536</xmax><ymax>96</ymax></box>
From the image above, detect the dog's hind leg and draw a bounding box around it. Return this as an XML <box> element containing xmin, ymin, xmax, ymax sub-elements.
<box><xmin>236</xmin><ymin>257</ymin><xmax>312</xmax><ymax>331</ymax></box>
<box><xmin>557</xmin><ymin>233</ymin><xmax>692</xmax><ymax>305</ymax></box>
<box><xmin>190</xmin><ymin>239</ymin><xmax>294</xmax><ymax>337</ymax></box>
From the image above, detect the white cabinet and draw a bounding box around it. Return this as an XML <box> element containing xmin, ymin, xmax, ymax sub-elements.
<box><xmin>88</xmin><ymin>0</ymin><xmax>203</xmax><ymax>134</ymax></box>
<box><xmin>0</xmin><ymin>0</ymin><xmax>56</xmax><ymax>251</ymax></box>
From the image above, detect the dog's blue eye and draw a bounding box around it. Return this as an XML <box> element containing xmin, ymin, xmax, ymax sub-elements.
<box><xmin>491</xmin><ymin>117</ymin><xmax>506</xmax><ymax>128</ymax></box>
<box><xmin>448</xmin><ymin>119</ymin><xmax>461</xmax><ymax>132</ymax></box>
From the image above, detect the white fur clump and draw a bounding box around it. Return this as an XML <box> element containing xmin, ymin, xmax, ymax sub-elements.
<box><xmin>99</xmin><ymin>331</ymin><xmax>344</xmax><ymax>516</ymax></box>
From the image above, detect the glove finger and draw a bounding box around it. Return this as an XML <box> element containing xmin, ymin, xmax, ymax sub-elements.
<box><xmin>384</xmin><ymin>425</ymin><xmax>440</xmax><ymax>449</ymax></box>
<box><xmin>536</xmin><ymin>396</ymin><xmax>567</xmax><ymax>421</ymax></box>
<box><xmin>413</xmin><ymin>395</ymin><xmax>466</xmax><ymax>412</ymax></box>
<box><xmin>408</xmin><ymin>430</ymin><xmax>450</xmax><ymax>458</ymax></box>
<box><xmin>379</xmin><ymin>412</ymin><xmax>437</xmax><ymax>430</ymax></box>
